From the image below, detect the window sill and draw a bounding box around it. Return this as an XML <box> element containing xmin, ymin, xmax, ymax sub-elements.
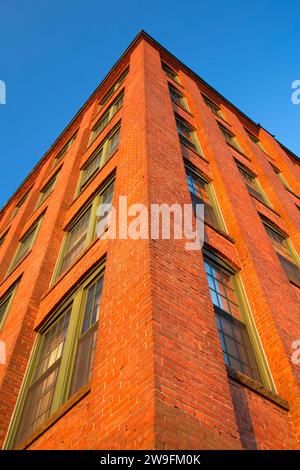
<box><xmin>286</xmin><ymin>187</ymin><xmax>300</xmax><ymax>201</ymax></box>
<box><xmin>14</xmin><ymin>383</ymin><xmax>91</xmax><ymax>450</ymax></box>
<box><xmin>180</xmin><ymin>141</ymin><xmax>209</xmax><ymax>164</ymax></box>
<box><xmin>227</xmin><ymin>366</ymin><xmax>289</xmax><ymax>411</ymax></box>
<box><xmin>205</xmin><ymin>221</ymin><xmax>235</xmax><ymax>244</ymax></box>
<box><xmin>226</xmin><ymin>142</ymin><xmax>252</xmax><ymax>161</ymax></box>
<box><xmin>251</xmin><ymin>194</ymin><xmax>281</xmax><ymax>217</ymax></box>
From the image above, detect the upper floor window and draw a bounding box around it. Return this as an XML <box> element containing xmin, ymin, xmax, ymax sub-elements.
<box><xmin>7</xmin><ymin>217</ymin><xmax>43</xmax><ymax>274</ymax></box>
<box><xmin>54</xmin><ymin>178</ymin><xmax>114</xmax><ymax>279</ymax></box>
<box><xmin>9</xmin><ymin>266</ymin><xmax>104</xmax><ymax>448</ymax></box>
<box><xmin>270</xmin><ymin>163</ymin><xmax>292</xmax><ymax>191</ymax></box>
<box><xmin>36</xmin><ymin>173</ymin><xmax>59</xmax><ymax>209</ymax></box>
<box><xmin>176</xmin><ymin>116</ymin><xmax>200</xmax><ymax>153</ymax></box>
<box><xmin>51</xmin><ymin>132</ymin><xmax>77</xmax><ymax>170</ymax></box>
<box><xmin>246</xmin><ymin>130</ymin><xmax>265</xmax><ymax>152</ymax></box>
<box><xmin>202</xmin><ymin>95</ymin><xmax>225</xmax><ymax>119</ymax></box>
<box><xmin>80</xmin><ymin>126</ymin><xmax>120</xmax><ymax>193</ymax></box>
<box><xmin>204</xmin><ymin>252</ymin><xmax>262</xmax><ymax>382</ymax></box>
<box><xmin>185</xmin><ymin>165</ymin><xmax>222</xmax><ymax>230</ymax></box>
<box><xmin>162</xmin><ymin>62</ymin><xmax>180</xmax><ymax>83</ymax></box>
<box><xmin>218</xmin><ymin>123</ymin><xmax>243</xmax><ymax>153</ymax></box>
<box><xmin>90</xmin><ymin>93</ymin><xmax>123</xmax><ymax>145</ymax></box>
<box><xmin>0</xmin><ymin>228</ymin><xmax>9</xmax><ymax>247</ymax></box>
<box><xmin>261</xmin><ymin>217</ymin><xmax>300</xmax><ymax>287</ymax></box>
<box><xmin>236</xmin><ymin>162</ymin><xmax>269</xmax><ymax>205</ymax></box>
<box><xmin>169</xmin><ymin>84</ymin><xmax>189</xmax><ymax>111</ymax></box>
<box><xmin>99</xmin><ymin>68</ymin><xmax>128</xmax><ymax>110</ymax></box>
<box><xmin>10</xmin><ymin>189</ymin><xmax>31</xmax><ymax>220</ymax></box>
<box><xmin>0</xmin><ymin>282</ymin><xmax>19</xmax><ymax>330</ymax></box>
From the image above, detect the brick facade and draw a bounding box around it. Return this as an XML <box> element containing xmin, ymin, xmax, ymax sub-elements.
<box><xmin>0</xmin><ymin>31</ymin><xmax>299</xmax><ymax>450</ymax></box>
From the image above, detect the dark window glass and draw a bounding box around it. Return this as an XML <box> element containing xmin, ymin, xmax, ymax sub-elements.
<box><xmin>186</xmin><ymin>168</ymin><xmax>219</xmax><ymax>228</ymax></box>
<box><xmin>13</xmin><ymin>308</ymin><xmax>71</xmax><ymax>445</ymax></box>
<box><xmin>204</xmin><ymin>258</ymin><xmax>261</xmax><ymax>381</ymax></box>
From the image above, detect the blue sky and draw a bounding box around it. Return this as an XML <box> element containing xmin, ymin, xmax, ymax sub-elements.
<box><xmin>0</xmin><ymin>0</ymin><xmax>299</xmax><ymax>208</ymax></box>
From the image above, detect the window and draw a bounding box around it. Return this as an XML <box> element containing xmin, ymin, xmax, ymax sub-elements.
<box><xmin>8</xmin><ymin>218</ymin><xmax>43</xmax><ymax>274</ymax></box>
<box><xmin>261</xmin><ymin>217</ymin><xmax>300</xmax><ymax>287</ymax></box>
<box><xmin>36</xmin><ymin>173</ymin><xmax>58</xmax><ymax>208</ymax></box>
<box><xmin>246</xmin><ymin>130</ymin><xmax>265</xmax><ymax>152</ymax></box>
<box><xmin>169</xmin><ymin>84</ymin><xmax>189</xmax><ymax>111</ymax></box>
<box><xmin>218</xmin><ymin>123</ymin><xmax>243</xmax><ymax>153</ymax></box>
<box><xmin>236</xmin><ymin>162</ymin><xmax>269</xmax><ymax>205</ymax></box>
<box><xmin>51</xmin><ymin>132</ymin><xmax>77</xmax><ymax>170</ymax></box>
<box><xmin>162</xmin><ymin>62</ymin><xmax>180</xmax><ymax>83</ymax></box>
<box><xmin>99</xmin><ymin>68</ymin><xmax>128</xmax><ymax>110</ymax></box>
<box><xmin>176</xmin><ymin>116</ymin><xmax>200</xmax><ymax>152</ymax></box>
<box><xmin>203</xmin><ymin>95</ymin><xmax>224</xmax><ymax>119</ymax></box>
<box><xmin>9</xmin><ymin>267</ymin><xmax>104</xmax><ymax>448</ymax></box>
<box><xmin>185</xmin><ymin>165</ymin><xmax>221</xmax><ymax>229</ymax></box>
<box><xmin>11</xmin><ymin>190</ymin><xmax>30</xmax><ymax>220</ymax></box>
<box><xmin>0</xmin><ymin>229</ymin><xmax>9</xmax><ymax>246</ymax></box>
<box><xmin>80</xmin><ymin>126</ymin><xmax>120</xmax><ymax>192</ymax></box>
<box><xmin>270</xmin><ymin>164</ymin><xmax>291</xmax><ymax>191</ymax></box>
<box><xmin>0</xmin><ymin>282</ymin><xmax>18</xmax><ymax>330</ymax></box>
<box><xmin>55</xmin><ymin>178</ymin><xmax>114</xmax><ymax>279</ymax></box>
<box><xmin>204</xmin><ymin>253</ymin><xmax>262</xmax><ymax>382</ymax></box>
<box><xmin>90</xmin><ymin>92</ymin><xmax>123</xmax><ymax>145</ymax></box>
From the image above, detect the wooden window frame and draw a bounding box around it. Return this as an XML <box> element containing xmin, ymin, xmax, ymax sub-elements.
<box><xmin>4</xmin><ymin>263</ymin><xmax>105</xmax><ymax>449</ymax></box>
<box><xmin>185</xmin><ymin>163</ymin><xmax>225</xmax><ymax>232</ymax></box>
<box><xmin>90</xmin><ymin>91</ymin><xmax>124</xmax><ymax>146</ymax></box>
<box><xmin>77</xmin><ymin>125</ymin><xmax>120</xmax><ymax>196</ymax></box>
<box><xmin>7</xmin><ymin>217</ymin><xmax>43</xmax><ymax>275</ymax></box>
<box><xmin>51</xmin><ymin>132</ymin><xmax>77</xmax><ymax>171</ymax></box>
<box><xmin>175</xmin><ymin>115</ymin><xmax>201</xmax><ymax>153</ymax></box>
<box><xmin>0</xmin><ymin>281</ymin><xmax>19</xmax><ymax>331</ymax></box>
<box><xmin>161</xmin><ymin>61</ymin><xmax>180</xmax><ymax>84</ymax></box>
<box><xmin>203</xmin><ymin>249</ymin><xmax>275</xmax><ymax>390</ymax></box>
<box><xmin>169</xmin><ymin>84</ymin><xmax>189</xmax><ymax>111</ymax></box>
<box><xmin>52</xmin><ymin>176</ymin><xmax>114</xmax><ymax>283</ymax></box>
<box><xmin>98</xmin><ymin>68</ymin><xmax>128</xmax><ymax>110</ymax></box>
<box><xmin>236</xmin><ymin>162</ymin><xmax>270</xmax><ymax>206</ymax></box>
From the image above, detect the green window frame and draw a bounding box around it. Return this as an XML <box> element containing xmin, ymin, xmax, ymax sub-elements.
<box><xmin>246</xmin><ymin>130</ymin><xmax>266</xmax><ymax>152</ymax></box>
<box><xmin>202</xmin><ymin>95</ymin><xmax>225</xmax><ymax>119</ymax></box>
<box><xmin>36</xmin><ymin>172</ymin><xmax>59</xmax><ymax>209</ymax></box>
<box><xmin>261</xmin><ymin>217</ymin><xmax>300</xmax><ymax>287</ymax></box>
<box><xmin>203</xmin><ymin>250</ymin><xmax>274</xmax><ymax>389</ymax></box>
<box><xmin>53</xmin><ymin>177</ymin><xmax>115</xmax><ymax>281</ymax></box>
<box><xmin>90</xmin><ymin>92</ymin><xmax>123</xmax><ymax>145</ymax></box>
<box><xmin>218</xmin><ymin>123</ymin><xmax>243</xmax><ymax>153</ymax></box>
<box><xmin>0</xmin><ymin>281</ymin><xmax>19</xmax><ymax>331</ymax></box>
<box><xmin>176</xmin><ymin>116</ymin><xmax>201</xmax><ymax>153</ymax></box>
<box><xmin>185</xmin><ymin>164</ymin><xmax>224</xmax><ymax>231</ymax></box>
<box><xmin>161</xmin><ymin>61</ymin><xmax>180</xmax><ymax>83</ymax></box>
<box><xmin>78</xmin><ymin>126</ymin><xmax>120</xmax><ymax>194</ymax></box>
<box><xmin>0</xmin><ymin>229</ymin><xmax>9</xmax><ymax>246</ymax></box>
<box><xmin>99</xmin><ymin>68</ymin><xmax>128</xmax><ymax>110</ymax></box>
<box><xmin>51</xmin><ymin>132</ymin><xmax>77</xmax><ymax>171</ymax></box>
<box><xmin>270</xmin><ymin>163</ymin><xmax>292</xmax><ymax>191</ymax></box>
<box><xmin>10</xmin><ymin>189</ymin><xmax>31</xmax><ymax>221</ymax></box>
<box><xmin>236</xmin><ymin>162</ymin><xmax>270</xmax><ymax>205</ymax></box>
<box><xmin>5</xmin><ymin>264</ymin><xmax>105</xmax><ymax>449</ymax></box>
<box><xmin>7</xmin><ymin>217</ymin><xmax>43</xmax><ymax>275</ymax></box>
<box><xmin>169</xmin><ymin>84</ymin><xmax>189</xmax><ymax>111</ymax></box>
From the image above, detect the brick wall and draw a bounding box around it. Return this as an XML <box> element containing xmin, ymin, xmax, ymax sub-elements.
<box><xmin>0</xmin><ymin>33</ymin><xmax>299</xmax><ymax>450</ymax></box>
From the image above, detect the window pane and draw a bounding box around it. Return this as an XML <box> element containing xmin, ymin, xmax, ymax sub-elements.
<box><xmin>204</xmin><ymin>258</ymin><xmax>261</xmax><ymax>381</ymax></box>
<box><xmin>107</xmin><ymin>127</ymin><xmax>120</xmax><ymax>158</ymax></box>
<box><xmin>0</xmin><ymin>296</ymin><xmax>11</xmax><ymax>325</ymax></box>
<box><xmin>11</xmin><ymin>224</ymin><xmax>38</xmax><ymax>270</ymax></box>
<box><xmin>38</xmin><ymin>176</ymin><xmax>57</xmax><ymax>207</ymax></box>
<box><xmin>162</xmin><ymin>62</ymin><xmax>179</xmax><ymax>82</ymax></box>
<box><xmin>81</xmin><ymin>147</ymin><xmax>104</xmax><ymax>190</ymax></box>
<box><xmin>186</xmin><ymin>169</ymin><xmax>219</xmax><ymax>229</ymax></box>
<box><xmin>69</xmin><ymin>276</ymin><xmax>104</xmax><ymax>396</ymax></box>
<box><xmin>59</xmin><ymin>207</ymin><xmax>91</xmax><ymax>275</ymax></box>
<box><xmin>14</xmin><ymin>308</ymin><xmax>71</xmax><ymax>446</ymax></box>
<box><xmin>277</xmin><ymin>253</ymin><xmax>300</xmax><ymax>287</ymax></box>
<box><xmin>96</xmin><ymin>181</ymin><xmax>115</xmax><ymax>239</ymax></box>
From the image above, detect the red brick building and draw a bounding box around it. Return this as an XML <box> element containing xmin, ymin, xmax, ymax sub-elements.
<box><xmin>0</xmin><ymin>31</ymin><xmax>300</xmax><ymax>450</ymax></box>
